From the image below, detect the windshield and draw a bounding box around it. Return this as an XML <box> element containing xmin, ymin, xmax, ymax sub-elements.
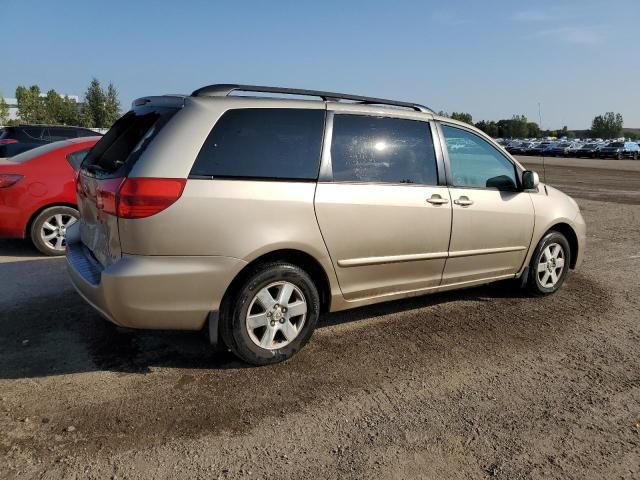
<box><xmin>609</xmin><ymin>142</ymin><xmax>624</xmax><ymax>147</ymax></box>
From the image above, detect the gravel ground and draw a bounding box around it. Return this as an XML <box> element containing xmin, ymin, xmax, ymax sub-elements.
<box><xmin>1</xmin><ymin>161</ymin><xmax>639</xmax><ymax>479</ymax></box>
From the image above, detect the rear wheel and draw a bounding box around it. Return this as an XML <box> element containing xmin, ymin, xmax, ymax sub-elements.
<box><xmin>526</xmin><ymin>231</ymin><xmax>571</xmax><ymax>296</ymax></box>
<box><xmin>633</xmin><ymin>152</ymin><xmax>638</xmax><ymax>160</ymax></box>
<box><xmin>30</xmin><ymin>206</ymin><xmax>78</xmax><ymax>256</ymax></box>
<box><xmin>220</xmin><ymin>262</ymin><xmax>320</xmax><ymax>365</ymax></box>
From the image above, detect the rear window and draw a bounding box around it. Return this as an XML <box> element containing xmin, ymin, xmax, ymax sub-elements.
<box><xmin>190</xmin><ymin>108</ymin><xmax>325</xmax><ymax>180</ymax></box>
<box><xmin>81</xmin><ymin>106</ymin><xmax>177</xmax><ymax>177</ymax></box>
<box><xmin>9</xmin><ymin>141</ymin><xmax>73</xmax><ymax>163</ymax></box>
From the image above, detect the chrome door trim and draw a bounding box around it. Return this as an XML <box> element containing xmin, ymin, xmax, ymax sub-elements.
<box><xmin>337</xmin><ymin>251</ymin><xmax>449</xmax><ymax>268</ymax></box>
<box><xmin>448</xmin><ymin>245</ymin><xmax>527</xmax><ymax>258</ymax></box>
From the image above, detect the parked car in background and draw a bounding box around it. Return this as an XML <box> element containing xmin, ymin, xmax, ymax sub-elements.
<box><xmin>0</xmin><ymin>137</ymin><xmax>100</xmax><ymax>254</ymax></box>
<box><xmin>549</xmin><ymin>141</ymin><xmax>584</xmax><ymax>157</ymax></box>
<box><xmin>527</xmin><ymin>142</ymin><xmax>552</xmax><ymax>156</ymax></box>
<box><xmin>599</xmin><ymin>141</ymin><xmax>640</xmax><ymax>160</ymax></box>
<box><xmin>508</xmin><ymin>142</ymin><xmax>536</xmax><ymax>155</ymax></box>
<box><xmin>0</xmin><ymin>125</ymin><xmax>99</xmax><ymax>158</ymax></box>
<box><xmin>66</xmin><ymin>84</ymin><xmax>585</xmax><ymax>366</ymax></box>
<box><xmin>575</xmin><ymin>142</ymin><xmax>604</xmax><ymax>158</ymax></box>
<box><xmin>548</xmin><ymin>142</ymin><xmax>571</xmax><ymax>156</ymax></box>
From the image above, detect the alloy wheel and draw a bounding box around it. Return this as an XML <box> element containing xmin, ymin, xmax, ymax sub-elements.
<box><xmin>537</xmin><ymin>242</ymin><xmax>566</xmax><ymax>288</ymax></box>
<box><xmin>40</xmin><ymin>213</ymin><xmax>77</xmax><ymax>252</ymax></box>
<box><xmin>245</xmin><ymin>281</ymin><xmax>307</xmax><ymax>350</ymax></box>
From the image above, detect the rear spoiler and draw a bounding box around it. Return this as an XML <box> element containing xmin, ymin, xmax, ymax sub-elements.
<box><xmin>131</xmin><ymin>95</ymin><xmax>186</xmax><ymax>109</ymax></box>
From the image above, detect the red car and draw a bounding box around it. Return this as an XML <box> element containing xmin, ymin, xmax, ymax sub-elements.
<box><xmin>0</xmin><ymin>137</ymin><xmax>100</xmax><ymax>255</ymax></box>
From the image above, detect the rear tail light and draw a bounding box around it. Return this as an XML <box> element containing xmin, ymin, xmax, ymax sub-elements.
<box><xmin>0</xmin><ymin>174</ymin><xmax>23</xmax><ymax>188</ymax></box>
<box><xmin>0</xmin><ymin>139</ymin><xmax>18</xmax><ymax>145</ymax></box>
<box><xmin>88</xmin><ymin>177</ymin><xmax>186</xmax><ymax>219</ymax></box>
<box><xmin>117</xmin><ymin>178</ymin><xmax>186</xmax><ymax>219</ymax></box>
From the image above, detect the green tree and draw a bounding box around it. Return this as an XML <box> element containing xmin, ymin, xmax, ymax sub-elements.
<box><xmin>15</xmin><ymin>85</ymin><xmax>47</xmax><ymax>123</ymax></box>
<box><xmin>590</xmin><ymin>112</ymin><xmax>623</xmax><ymax>139</ymax></box>
<box><xmin>526</xmin><ymin>122</ymin><xmax>541</xmax><ymax>138</ymax></box>
<box><xmin>59</xmin><ymin>96</ymin><xmax>81</xmax><ymax>125</ymax></box>
<box><xmin>82</xmin><ymin>78</ymin><xmax>121</xmax><ymax>128</ymax></box>
<box><xmin>0</xmin><ymin>95</ymin><xmax>9</xmax><ymax>125</ymax></box>
<box><xmin>450</xmin><ymin>112</ymin><xmax>473</xmax><ymax>124</ymax></box>
<box><xmin>40</xmin><ymin>89</ymin><xmax>81</xmax><ymax>125</ymax></box>
<box><xmin>475</xmin><ymin>120</ymin><xmax>499</xmax><ymax>137</ymax></box>
<box><xmin>83</xmin><ymin>77</ymin><xmax>107</xmax><ymax>128</ymax></box>
<box><xmin>104</xmin><ymin>82</ymin><xmax>121</xmax><ymax>127</ymax></box>
<box><xmin>43</xmin><ymin>89</ymin><xmax>64</xmax><ymax>124</ymax></box>
<box><xmin>509</xmin><ymin>115</ymin><xmax>529</xmax><ymax>138</ymax></box>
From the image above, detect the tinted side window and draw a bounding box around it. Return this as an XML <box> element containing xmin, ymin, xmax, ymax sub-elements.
<box><xmin>191</xmin><ymin>109</ymin><xmax>325</xmax><ymax>180</ymax></box>
<box><xmin>78</xmin><ymin>129</ymin><xmax>99</xmax><ymax>137</ymax></box>
<box><xmin>67</xmin><ymin>148</ymin><xmax>91</xmax><ymax>170</ymax></box>
<box><xmin>47</xmin><ymin>127</ymin><xmax>73</xmax><ymax>141</ymax></box>
<box><xmin>19</xmin><ymin>127</ymin><xmax>45</xmax><ymax>141</ymax></box>
<box><xmin>330</xmin><ymin>115</ymin><xmax>438</xmax><ymax>185</ymax></box>
<box><xmin>441</xmin><ymin>125</ymin><xmax>518</xmax><ymax>190</ymax></box>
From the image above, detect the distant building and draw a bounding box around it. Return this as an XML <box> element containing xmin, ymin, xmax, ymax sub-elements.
<box><xmin>2</xmin><ymin>97</ymin><xmax>19</xmax><ymax>121</ymax></box>
<box><xmin>1</xmin><ymin>94</ymin><xmax>81</xmax><ymax>122</ymax></box>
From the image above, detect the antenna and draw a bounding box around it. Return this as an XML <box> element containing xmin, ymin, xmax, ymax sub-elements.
<box><xmin>538</xmin><ymin>102</ymin><xmax>547</xmax><ymax>184</ymax></box>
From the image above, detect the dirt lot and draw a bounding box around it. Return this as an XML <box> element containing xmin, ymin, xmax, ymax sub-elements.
<box><xmin>1</xmin><ymin>159</ymin><xmax>639</xmax><ymax>479</ymax></box>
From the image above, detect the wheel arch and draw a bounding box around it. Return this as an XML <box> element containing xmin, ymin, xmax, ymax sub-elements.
<box><xmin>221</xmin><ymin>248</ymin><xmax>333</xmax><ymax>315</ymax></box>
<box><xmin>545</xmin><ymin>222</ymin><xmax>579</xmax><ymax>269</ymax></box>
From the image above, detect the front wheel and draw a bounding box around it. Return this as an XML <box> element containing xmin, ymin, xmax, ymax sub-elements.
<box><xmin>220</xmin><ymin>262</ymin><xmax>320</xmax><ymax>365</ymax></box>
<box><xmin>30</xmin><ymin>206</ymin><xmax>79</xmax><ymax>256</ymax></box>
<box><xmin>526</xmin><ymin>231</ymin><xmax>571</xmax><ymax>296</ymax></box>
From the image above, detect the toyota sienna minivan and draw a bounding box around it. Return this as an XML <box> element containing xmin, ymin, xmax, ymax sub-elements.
<box><xmin>66</xmin><ymin>84</ymin><xmax>585</xmax><ymax>365</ymax></box>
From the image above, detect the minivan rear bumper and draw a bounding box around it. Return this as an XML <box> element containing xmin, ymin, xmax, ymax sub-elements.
<box><xmin>65</xmin><ymin>225</ymin><xmax>246</xmax><ymax>330</ymax></box>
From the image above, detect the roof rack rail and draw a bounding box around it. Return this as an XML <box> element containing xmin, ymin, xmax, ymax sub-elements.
<box><xmin>190</xmin><ymin>84</ymin><xmax>433</xmax><ymax>113</ymax></box>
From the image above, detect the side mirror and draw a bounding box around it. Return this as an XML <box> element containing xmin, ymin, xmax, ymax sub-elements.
<box><xmin>522</xmin><ymin>170</ymin><xmax>540</xmax><ymax>190</ymax></box>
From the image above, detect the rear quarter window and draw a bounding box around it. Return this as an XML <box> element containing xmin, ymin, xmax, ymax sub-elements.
<box><xmin>66</xmin><ymin>148</ymin><xmax>91</xmax><ymax>170</ymax></box>
<box><xmin>190</xmin><ymin>108</ymin><xmax>325</xmax><ymax>180</ymax></box>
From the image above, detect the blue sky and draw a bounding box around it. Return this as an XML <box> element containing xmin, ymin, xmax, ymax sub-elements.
<box><xmin>3</xmin><ymin>0</ymin><xmax>639</xmax><ymax>128</ymax></box>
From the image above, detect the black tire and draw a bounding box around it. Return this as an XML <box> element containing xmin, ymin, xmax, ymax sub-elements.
<box><xmin>633</xmin><ymin>152</ymin><xmax>638</xmax><ymax>160</ymax></box>
<box><xmin>617</xmin><ymin>152</ymin><xmax>623</xmax><ymax>160</ymax></box>
<box><xmin>220</xmin><ymin>262</ymin><xmax>320</xmax><ymax>366</ymax></box>
<box><xmin>30</xmin><ymin>205</ymin><xmax>79</xmax><ymax>256</ymax></box>
<box><xmin>526</xmin><ymin>231</ymin><xmax>571</xmax><ymax>296</ymax></box>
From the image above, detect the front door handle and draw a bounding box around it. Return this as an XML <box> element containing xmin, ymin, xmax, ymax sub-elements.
<box><xmin>454</xmin><ymin>196</ymin><xmax>474</xmax><ymax>207</ymax></box>
<box><xmin>427</xmin><ymin>194</ymin><xmax>449</xmax><ymax>205</ymax></box>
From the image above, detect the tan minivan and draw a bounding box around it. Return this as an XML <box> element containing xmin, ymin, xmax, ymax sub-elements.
<box><xmin>66</xmin><ymin>84</ymin><xmax>585</xmax><ymax>365</ymax></box>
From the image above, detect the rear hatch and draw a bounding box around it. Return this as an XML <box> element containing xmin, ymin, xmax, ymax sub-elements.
<box><xmin>77</xmin><ymin>102</ymin><xmax>180</xmax><ymax>266</ymax></box>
